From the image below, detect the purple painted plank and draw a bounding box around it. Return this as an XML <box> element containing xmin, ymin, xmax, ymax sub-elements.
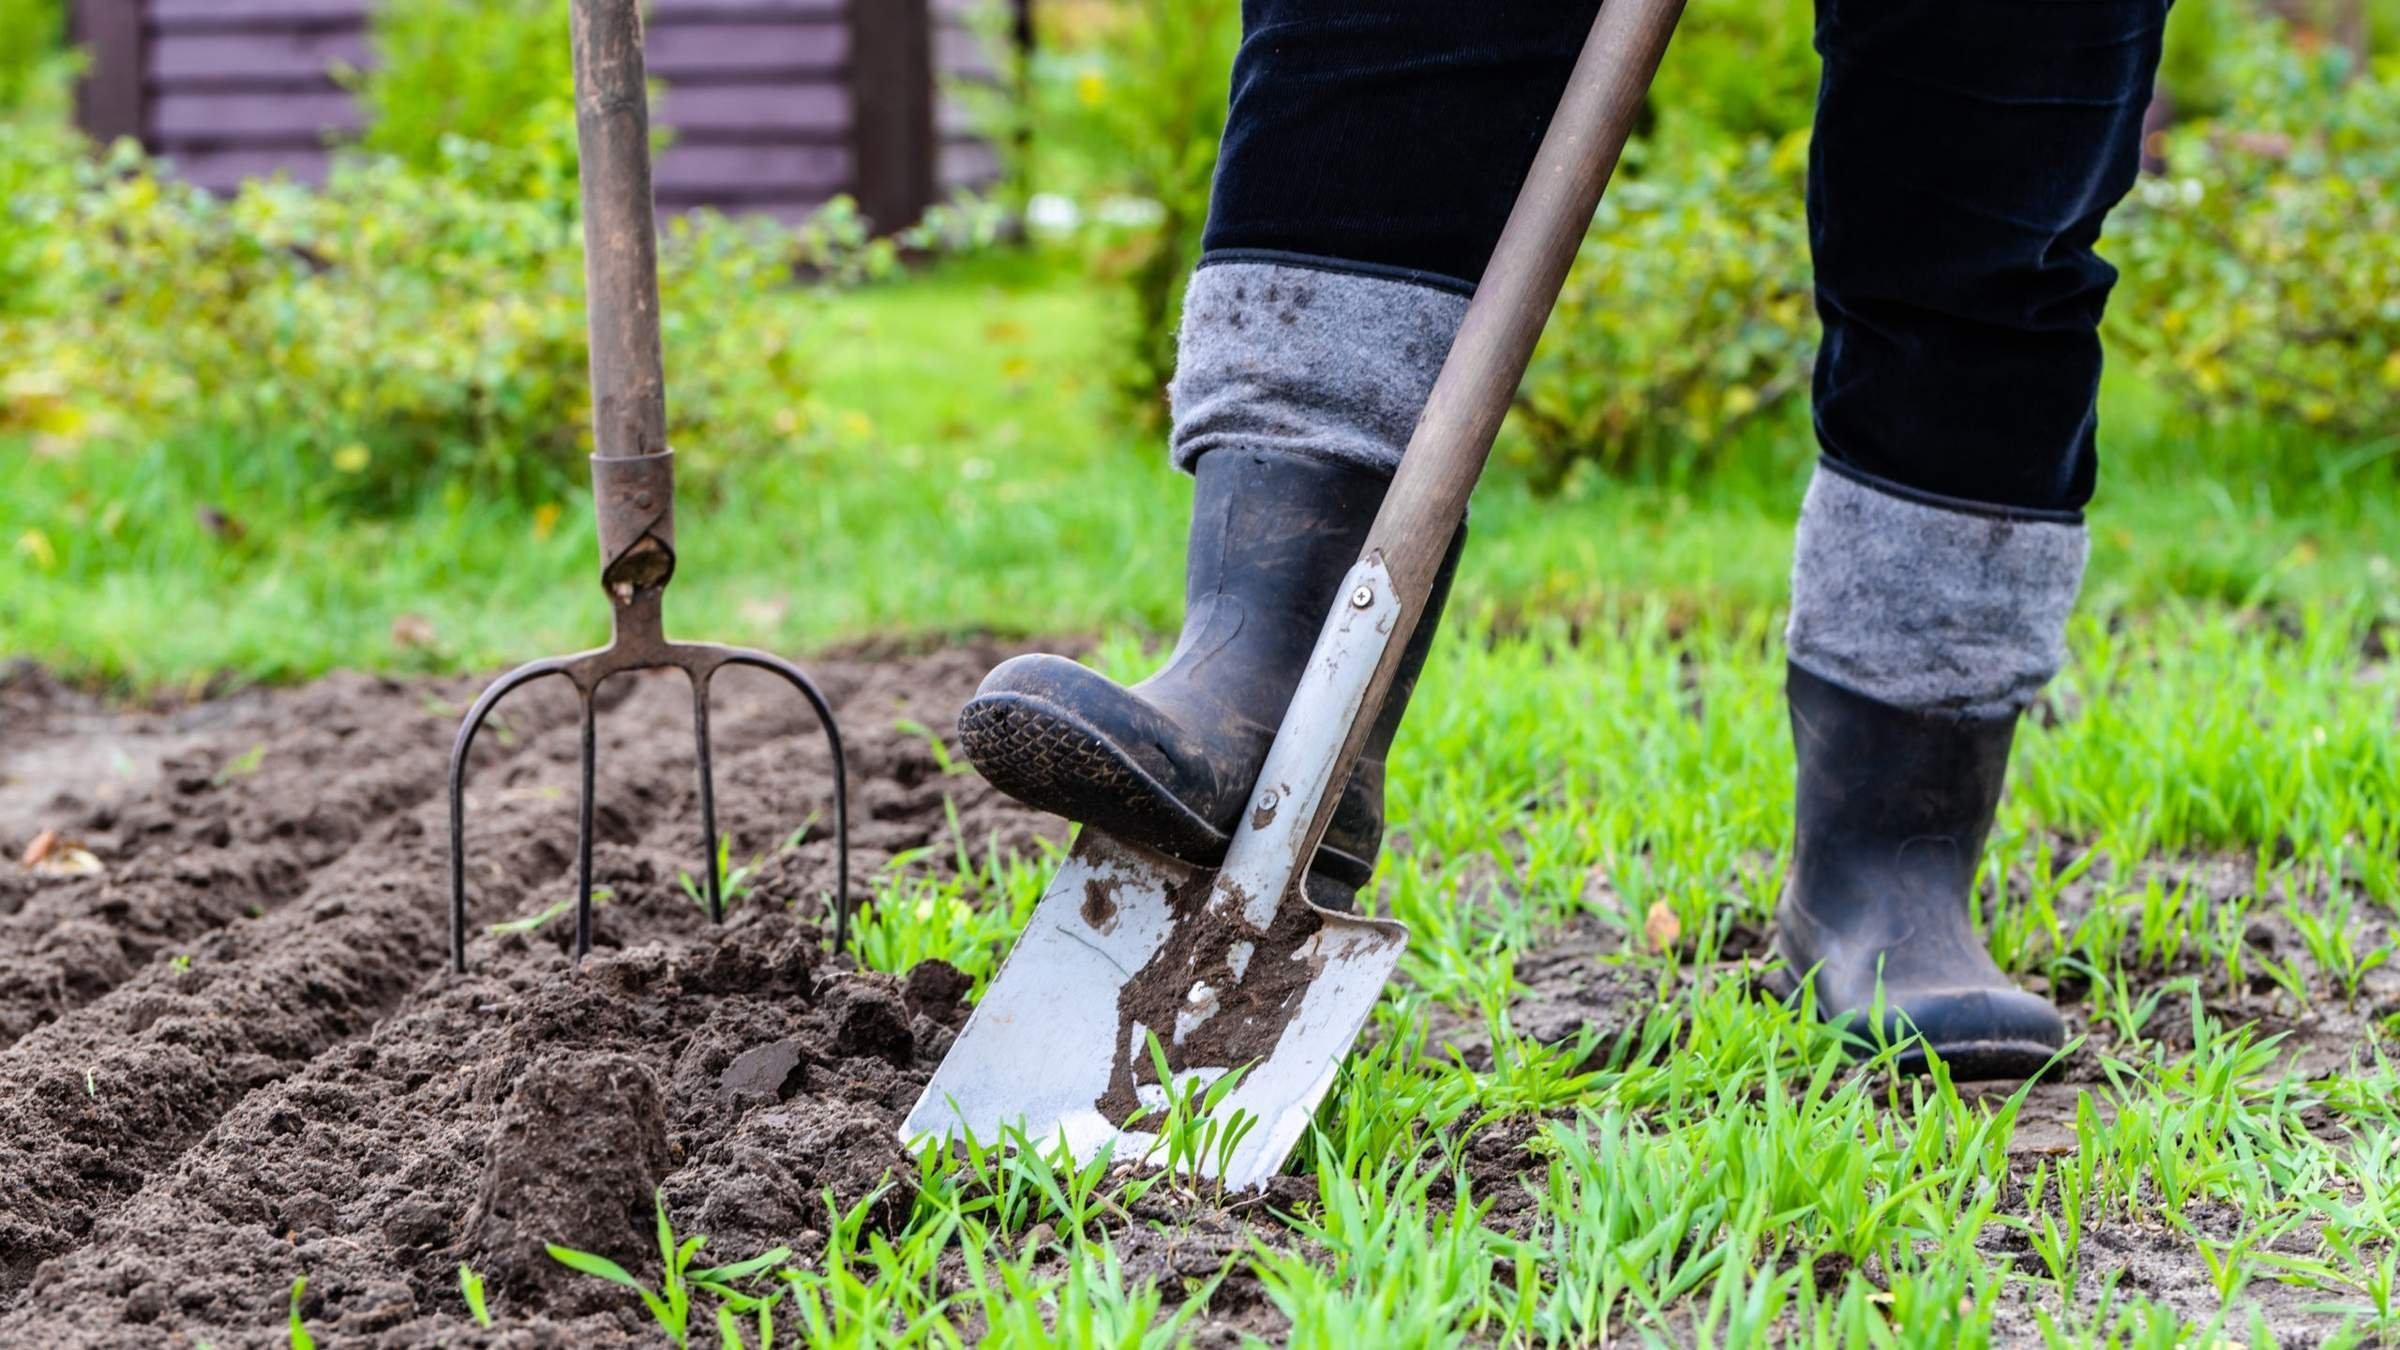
<box><xmin>655</xmin><ymin>139</ymin><xmax>851</xmax><ymax>195</ymax></box>
<box><xmin>152</xmin><ymin>88</ymin><xmax>358</xmax><ymax>140</ymax></box>
<box><xmin>148</xmin><ymin>0</ymin><xmax>842</xmax><ymax>30</ymax></box>
<box><xmin>150</xmin><ymin>0</ymin><xmax>368</xmax><ymax>32</ymax></box>
<box><xmin>146</xmin><ymin>21</ymin><xmax>840</xmax><ymax>85</ymax></box>
<box><xmin>647</xmin><ymin>21</ymin><xmax>846</xmax><ymax>78</ymax></box>
<box><xmin>649</xmin><ymin>0</ymin><xmax>843</xmax><ymax>18</ymax></box>
<box><xmin>155</xmin><ymin>143</ymin><xmax>332</xmax><ymax>191</ymax></box>
<box><xmin>933</xmin><ymin>24</ymin><xmax>996</xmax><ymax>79</ymax></box>
<box><xmin>659</xmin><ymin>81</ymin><xmax>849</xmax><ymax>135</ymax></box>
<box><xmin>937</xmin><ymin>138</ymin><xmax>997</xmax><ymax>188</ymax></box>
<box><xmin>148</xmin><ymin>29</ymin><xmax>367</xmax><ymax>83</ymax></box>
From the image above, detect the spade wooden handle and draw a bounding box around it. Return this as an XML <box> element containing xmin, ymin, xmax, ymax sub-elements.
<box><xmin>1297</xmin><ymin>0</ymin><xmax>1689</xmax><ymax>879</ymax></box>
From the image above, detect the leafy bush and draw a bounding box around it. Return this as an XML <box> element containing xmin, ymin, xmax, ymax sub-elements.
<box><xmin>0</xmin><ymin>0</ymin><xmax>62</xmax><ymax>114</ymax></box>
<box><xmin>1023</xmin><ymin>0</ymin><xmax>1239</xmax><ymax>419</ymax></box>
<box><xmin>355</xmin><ymin>0</ymin><xmax>577</xmax><ymax>199</ymax></box>
<box><xmin>1651</xmin><ymin>0</ymin><xmax>1819</xmax><ymax>149</ymax></box>
<box><xmin>2105</xmin><ymin>28</ymin><xmax>2400</xmax><ymax>440</ymax></box>
<box><xmin>1</xmin><ymin>132</ymin><xmax>893</xmax><ymax>508</ymax></box>
<box><xmin>1509</xmin><ymin>134</ymin><xmax>1817</xmax><ymax>487</ymax></box>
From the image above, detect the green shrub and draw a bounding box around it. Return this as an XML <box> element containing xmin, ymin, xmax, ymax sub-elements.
<box><xmin>1651</xmin><ymin>0</ymin><xmax>1820</xmax><ymax>149</ymax></box>
<box><xmin>2105</xmin><ymin>28</ymin><xmax>2400</xmax><ymax>440</ymax></box>
<box><xmin>1509</xmin><ymin>133</ymin><xmax>1817</xmax><ymax>488</ymax></box>
<box><xmin>0</xmin><ymin>0</ymin><xmax>62</xmax><ymax>115</ymax></box>
<box><xmin>1</xmin><ymin>131</ymin><xmax>893</xmax><ymax>508</ymax></box>
<box><xmin>1026</xmin><ymin>0</ymin><xmax>1239</xmax><ymax>420</ymax></box>
<box><xmin>355</xmin><ymin>0</ymin><xmax>578</xmax><ymax>199</ymax></box>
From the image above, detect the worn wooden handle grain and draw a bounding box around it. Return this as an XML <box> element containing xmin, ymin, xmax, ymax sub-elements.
<box><xmin>1297</xmin><ymin>0</ymin><xmax>1688</xmax><ymax>883</ymax></box>
<box><xmin>571</xmin><ymin>0</ymin><xmax>667</xmax><ymax>463</ymax></box>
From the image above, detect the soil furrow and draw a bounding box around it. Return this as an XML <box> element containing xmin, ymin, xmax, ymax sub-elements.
<box><xmin>0</xmin><ymin>647</ymin><xmax>1046</xmax><ymax>1324</ymax></box>
<box><xmin>0</xmin><ymin>672</ymin><xmax>590</xmax><ymax>1050</ymax></box>
<box><xmin>0</xmin><ymin>690</ymin><xmax>660</xmax><ymax>1306</ymax></box>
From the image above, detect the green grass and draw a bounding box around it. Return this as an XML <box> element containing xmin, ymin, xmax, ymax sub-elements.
<box><xmin>8</xmin><ymin>248</ymin><xmax>2394</xmax><ymax>688</ymax></box>
<box><xmin>9</xmin><ymin>247</ymin><xmax>2400</xmax><ymax>1343</ymax></box>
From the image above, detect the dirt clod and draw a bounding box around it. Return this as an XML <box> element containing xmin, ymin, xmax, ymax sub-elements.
<box><xmin>472</xmin><ymin>1051</ymin><xmax>674</xmax><ymax>1303</ymax></box>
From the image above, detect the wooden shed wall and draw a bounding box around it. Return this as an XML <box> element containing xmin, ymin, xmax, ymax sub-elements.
<box><xmin>71</xmin><ymin>0</ymin><xmax>1007</xmax><ymax>230</ymax></box>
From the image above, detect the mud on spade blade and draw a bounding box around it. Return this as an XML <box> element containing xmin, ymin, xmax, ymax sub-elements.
<box><xmin>901</xmin><ymin>563</ymin><xmax>1410</xmax><ymax>1192</ymax></box>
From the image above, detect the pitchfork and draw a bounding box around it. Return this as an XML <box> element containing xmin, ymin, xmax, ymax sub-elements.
<box><xmin>445</xmin><ymin>0</ymin><xmax>849</xmax><ymax>973</ymax></box>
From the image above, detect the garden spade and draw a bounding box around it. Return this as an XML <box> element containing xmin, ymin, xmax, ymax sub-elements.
<box><xmin>444</xmin><ymin>0</ymin><xmax>849</xmax><ymax>972</ymax></box>
<box><xmin>902</xmin><ymin>0</ymin><xmax>1687</xmax><ymax>1190</ymax></box>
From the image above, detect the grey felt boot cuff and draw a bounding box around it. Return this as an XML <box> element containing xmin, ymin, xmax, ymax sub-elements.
<box><xmin>1167</xmin><ymin>258</ymin><xmax>1469</xmax><ymax>475</ymax></box>
<box><xmin>1786</xmin><ymin>460</ymin><xmax>2088</xmax><ymax>719</ymax></box>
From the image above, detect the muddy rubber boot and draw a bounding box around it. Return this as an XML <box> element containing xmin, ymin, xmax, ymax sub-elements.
<box><xmin>1773</xmin><ymin>661</ymin><xmax>2065</xmax><ymax>1080</ymax></box>
<box><xmin>958</xmin><ymin>446</ymin><xmax>1459</xmax><ymax>909</ymax></box>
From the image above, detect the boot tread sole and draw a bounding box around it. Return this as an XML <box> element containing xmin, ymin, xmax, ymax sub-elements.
<box><xmin>959</xmin><ymin>690</ymin><xmax>1231</xmax><ymax>865</ymax></box>
<box><xmin>958</xmin><ymin>689</ymin><xmax>1375</xmax><ymax>893</ymax></box>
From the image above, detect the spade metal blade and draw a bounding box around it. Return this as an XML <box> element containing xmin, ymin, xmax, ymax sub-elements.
<box><xmin>899</xmin><ymin>829</ymin><xmax>1406</xmax><ymax>1191</ymax></box>
<box><xmin>905</xmin><ymin>557</ymin><xmax>1419</xmax><ymax>1190</ymax></box>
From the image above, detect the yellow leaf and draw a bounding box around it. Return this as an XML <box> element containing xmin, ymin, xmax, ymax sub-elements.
<box><xmin>1076</xmin><ymin>70</ymin><xmax>1107</xmax><ymax>107</ymax></box>
<box><xmin>332</xmin><ymin>443</ymin><xmax>371</xmax><ymax>474</ymax></box>
<box><xmin>15</xmin><ymin>528</ymin><xmax>56</xmax><ymax>570</ymax></box>
<box><xmin>531</xmin><ymin>502</ymin><xmax>563</xmax><ymax>541</ymax></box>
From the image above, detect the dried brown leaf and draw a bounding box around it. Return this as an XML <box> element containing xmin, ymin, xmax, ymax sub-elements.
<box><xmin>1644</xmin><ymin>900</ymin><xmax>1682</xmax><ymax>953</ymax></box>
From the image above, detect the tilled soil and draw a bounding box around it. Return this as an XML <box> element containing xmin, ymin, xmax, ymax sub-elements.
<box><xmin>0</xmin><ymin>646</ymin><xmax>1061</xmax><ymax>1346</ymax></box>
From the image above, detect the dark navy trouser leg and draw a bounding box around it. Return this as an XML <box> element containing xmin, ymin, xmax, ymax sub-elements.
<box><xmin>1202</xmin><ymin>0</ymin><xmax>2170</xmax><ymax>513</ymax></box>
<box><xmin>1808</xmin><ymin>0</ymin><xmax>2170</xmax><ymax>513</ymax></box>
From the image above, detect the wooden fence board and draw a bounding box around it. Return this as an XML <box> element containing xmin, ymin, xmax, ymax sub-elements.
<box><xmin>152</xmin><ymin>88</ymin><xmax>362</xmax><ymax>141</ymax></box>
<box><xmin>159</xmin><ymin>144</ymin><xmax>333</xmax><ymax>190</ymax></box>
<box><xmin>655</xmin><ymin>140</ymin><xmax>851</xmax><ymax>196</ymax></box>
<box><xmin>936</xmin><ymin>138</ymin><xmax>997</xmax><ymax>189</ymax></box>
<box><xmin>658</xmin><ymin>82</ymin><xmax>851</xmax><ymax>136</ymax></box>
<box><xmin>645</xmin><ymin>21</ymin><xmax>846</xmax><ymax>77</ymax></box>
<box><xmin>149</xmin><ymin>29</ymin><xmax>367</xmax><ymax>85</ymax></box>
<box><xmin>150</xmin><ymin>0</ymin><xmax>366</xmax><ymax>32</ymax></box>
<box><xmin>78</xmin><ymin>0</ymin><xmax>1010</xmax><ymax>229</ymax></box>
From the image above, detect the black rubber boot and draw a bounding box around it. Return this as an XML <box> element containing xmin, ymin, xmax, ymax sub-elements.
<box><xmin>1774</xmin><ymin>661</ymin><xmax>2066</xmax><ymax>1079</ymax></box>
<box><xmin>958</xmin><ymin>447</ymin><xmax>1459</xmax><ymax>909</ymax></box>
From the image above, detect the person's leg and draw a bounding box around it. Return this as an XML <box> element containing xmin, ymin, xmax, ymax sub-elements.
<box><xmin>1780</xmin><ymin>0</ymin><xmax>2170</xmax><ymax>1075</ymax></box>
<box><xmin>961</xmin><ymin>0</ymin><xmax>1597</xmax><ymax>905</ymax></box>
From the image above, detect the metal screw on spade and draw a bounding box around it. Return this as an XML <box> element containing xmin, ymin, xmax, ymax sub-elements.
<box><xmin>444</xmin><ymin>0</ymin><xmax>850</xmax><ymax>974</ymax></box>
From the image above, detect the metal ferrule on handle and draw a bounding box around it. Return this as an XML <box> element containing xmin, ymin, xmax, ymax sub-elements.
<box><xmin>1211</xmin><ymin>0</ymin><xmax>1688</xmax><ymax>921</ymax></box>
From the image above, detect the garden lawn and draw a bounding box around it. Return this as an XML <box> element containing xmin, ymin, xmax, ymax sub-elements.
<box><xmin>6</xmin><ymin>249</ymin><xmax>2400</xmax><ymax>1344</ymax></box>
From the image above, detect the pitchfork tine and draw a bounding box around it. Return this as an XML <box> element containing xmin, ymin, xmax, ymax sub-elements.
<box><xmin>718</xmin><ymin>650</ymin><xmax>851</xmax><ymax>949</ymax></box>
<box><xmin>573</xmin><ymin>687</ymin><xmax>600</xmax><ymax>960</ymax></box>
<box><xmin>691</xmin><ymin>670</ymin><xmax>724</xmax><ymax>925</ymax></box>
<box><xmin>448</xmin><ymin>657</ymin><xmax>575</xmax><ymax>974</ymax></box>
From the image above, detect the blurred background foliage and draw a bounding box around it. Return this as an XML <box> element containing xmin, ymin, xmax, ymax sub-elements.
<box><xmin>353</xmin><ymin>0</ymin><xmax>578</xmax><ymax>197</ymax></box>
<box><xmin>0</xmin><ymin>0</ymin><xmax>2394</xmax><ymax>517</ymax></box>
<box><xmin>1</xmin><ymin>0</ymin><xmax>898</xmax><ymax>509</ymax></box>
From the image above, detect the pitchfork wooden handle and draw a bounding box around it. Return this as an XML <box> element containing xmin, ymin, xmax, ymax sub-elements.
<box><xmin>571</xmin><ymin>0</ymin><xmax>668</xmax><ymax>464</ymax></box>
